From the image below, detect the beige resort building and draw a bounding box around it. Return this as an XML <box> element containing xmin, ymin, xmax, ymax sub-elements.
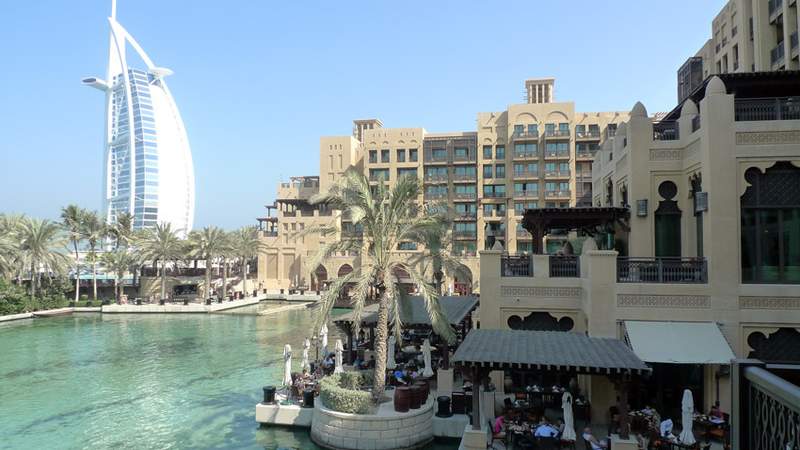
<box><xmin>477</xmin><ymin>71</ymin><xmax>800</xmax><ymax>421</ymax></box>
<box><xmin>255</xmin><ymin>78</ymin><xmax>629</xmax><ymax>294</ymax></box>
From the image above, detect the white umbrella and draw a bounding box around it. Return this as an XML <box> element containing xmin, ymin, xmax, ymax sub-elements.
<box><xmin>421</xmin><ymin>339</ymin><xmax>434</xmax><ymax>378</ymax></box>
<box><xmin>387</xmin><ymin>335</ymin><xmax>397</xmax><ymax>370</ymax></box>
<box><xmin>319</xmin><ymin>324</ymin><xmax>328</xmax><ymax>358</ymax></box>
<box><xmin>561</xmin><ymin>392</ymin><xmax>577</xmax><ymax>441</ymax></box>
<box><xmin>679</xmin><ymin>389</ymin><xmax>696</xmax><ymax>445</ymax></box>
<box><xmin>301</xmin><ymin>338</ymin><xmax>310</xmax><ymax>372</ymax></box>
<box><xmin>334</xmin><ymin>339</ymin><xmax>344</xmax><ymax>374</ymax></box>
<box><xmin>282</xmin><ymin>344</ymin><xmax>293</xmax><ymax>388</ymax></box>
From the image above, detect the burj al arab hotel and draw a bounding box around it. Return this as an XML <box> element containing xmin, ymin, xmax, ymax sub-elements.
<box><xmin>83</xmin><ymin>1</ymin><xmax>194</xmax><ymax>235</ymax></box>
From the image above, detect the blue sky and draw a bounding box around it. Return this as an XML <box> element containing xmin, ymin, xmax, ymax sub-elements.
<box><xmin>0</xmin><ymin>0</ymin><xmax>724</xmax><ymax>229</ymax></box>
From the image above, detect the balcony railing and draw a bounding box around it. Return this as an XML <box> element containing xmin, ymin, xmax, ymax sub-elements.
<box><xmin>424</xmin><ymin>192</ymin><xmax>448</xmax><ymax>200</ymax></box>
<box><xmin>513</xmin><ymin>170</ymin><xmax>539</xmax><ymax>179</ymax></box>
<box><xmin>483</xmin><ymin>191</ymin><xmax>507</xmax><ymax>199</ymax></box>
<box><xmin>771</xmin><ymin>43</ymin><xmax>785</xmax><ymax>67</ymax></box>
<box><xmin>691</xmin><ymin>115</ymin><xmax>701</xmax><ymax>132</ymax></box>
<box><xmin>455</xmin><ymin>211</ymin><xmax>477</xmax><ymax>220</ymax></box>
<box><xmin>545</xmin><ymin>130</ymin><xmax>570</xmax><ymax>139</ymax></box>
<box><xmin>545</xmin><ymin>170</ymin><xmax>570</xmax><ymax>178</ymax></box>
<box><xmin>735</xmin><ymin>97</ymin><xmax>800</xmax><ymax>121</ymax></box>
<box><xmin>545</xmin><ymin>190</ymin><xmax>570</xmax><ymax>198</ymax></box>
<box><xmin>501</xmin><ymin>254</ymin><xmax>533</xmax><ymax>277</ymax></box>
<box><xmin>261</xmin><ymin>230</ymin><xmax>278</xmax><ymax>237</ymax></box>
<box><xmin>549</xmin><ymin>255</ymin><xmax>580</xmax><ymax>278</ymax></box>
<box><xmin>576</xmin><ymin>130</ymin><xmax>601</xmax><ymax>140</ymax></box>
<box><xmin>653</xmin><ymin>121</ymin><xmax>679</xmax><ymax>141</ymax></box>
<box><xmin>425</xmin><ymin>153</ymin><xmax>448</xmax><ymax>163</ymax></box>
<box><xmin>514</xmin><ymin>190</ymin><xmax>539</xmax><ymax>199</ymax></box>
<box><xmin>453</xmin><ymin>192</ymin><xmax>478</xmax><ymax>200</ymax></box>
<box><xmin>545</xmin><ymin>151</ymin><xmax>570</xmax><ymax>159</ymax></box>
<box><xmin>513</xmin><ymin>130</ymin><xmax>539</xmax><ymax>140</ymax></box>
<box><xmin>616</xmin><ymin>257</ymin><xmax>708</xmax><ymax>283</ymax></box>
<box><xmin>453</xmin><ymin>153</ymin><xmax>476</xmax><ymax>163</ymax></box>
<box><xmin>513</xmin><ymin>151</ymin><xmax>540</xmax><ymax>160</ymax></box>
<box><xmin>453</xmin><ymin>230</ymin><xmax>477</xmax><ymax>239</ymax></box>
<box><xmin>424</xmin><ymin>174</ymin><xmax>448</xmax><ymax>183</ymax></box>
<box><xmin>576</xmin><ymin>150</ymin><xmax>596</xmax><ymax>159</ymax></box>
<box><xmin>452</xmin><ymin>173</ymin><xmax>477</xmax><ymax>182</ymax></box>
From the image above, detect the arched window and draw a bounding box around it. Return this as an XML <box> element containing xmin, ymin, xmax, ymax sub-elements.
<box><xmin>655</xmin><ymin>181</ymin><xmax>681</xmax><ymax>257</ymax></box>
<box><xmin>741</xmin><ymin>162</ymin><xmax>800</xmax><ymax>283</ymax></box>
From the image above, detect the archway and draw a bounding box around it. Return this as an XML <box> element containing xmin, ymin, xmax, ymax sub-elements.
<box><xmin>337</xmin><ymin>264</ymin><xmax>353</xmax><ymax>278</ymax></box>
<box><xmin>507</xmin><ymin>312</ymin><xmax>574</xmax><ymax>331</ymax></box>
<box><xmin>311</xmin><ymin>265</ymin><xmax>328</xmax><ymax>292</ymax></box>
<box><xmin>747</xmin><ymin>328</ymin><xmax>800</xmax><ymax>362</ymax></box>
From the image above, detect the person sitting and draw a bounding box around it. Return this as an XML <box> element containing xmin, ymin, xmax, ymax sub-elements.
<box><xmin>555</xmin><ymin>418</ymin><xmax>565</xmax><ymax>436</ymax></box>
<box><xmin>534</xmin><ymin>417</ymin><xmax>559</xmax><ymax>438</ymax></box>
<box><xmin>322</xmin><ymin>354</ymin><xmax>335</xmax><ymax>374</ymax></box>
<box><xmin>503</xmin><ymin>397</ymin><xmax>514</xmax><ymax>410</ymax></box>
<box><xmin>582</xmin><ymin>427</ymin><xmax>608</xmax><ymax>449</ymax></box>
<box><xmin>709</xmin><ymin>401</ymin><xmax>723</xmax><ymax>419</ymax></box>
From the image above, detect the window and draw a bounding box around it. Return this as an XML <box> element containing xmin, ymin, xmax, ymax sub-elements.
<box><xmin>425</xmin><ymin>167</ymin><xmax>447</xmax><ymax>178</ymax></box>
<box><xmin>496</xmin><ymin>145</ymin><xmax>505</xmax><ymax>159</ymax></box>
<box><xmin>483</xmin><ymin>145</ymin><xmax>493</xmax><ymax>159</ymax></box>
<box><xmin>559</xmin><ymin>182</ymin><xmax>569</xmax><ymax>191</ymax></box>
<box><xmin>397</xmin><ymin>168</ymin><xmax>417</xmax><ymax>179</ymax></box>
<box><xmin>513</xmin><ymin>124</ymin><xmax>524</xmax><ymax>135</ymax></box>
<box><xmin>495</xmin><ymin>164</ymin><xmax>505</xmax><ymax>178</ymax></box>
<box><xmin>425</xmin><ymin>185</ymin><xmax>448</xmax><ymax>197</ymax></box>
<box><xmin>514</xmin><ymin>143</ymin><xmax>538</xmax><ymax>158</ymax></box>
<box><xmin>527</xmin><ymin>124</ymin><xmax>538</xmax><ymax>135</ymax></box>
<box><xmin>453</xmin><ymin>242</ymin><xmax>477</xmax><ymax>255</ymax></box>
<box><xmin>483</xmin><ymin>165</ymin><xmax>493</xmax><ymax>179</ymax></box>
<box><xmin>559</xmin><ymin>162</ymin><xmax>569</xmax><ymax>173</ymax></box>
<box><xmin>545</xmin><ymin>182</ymin><xmax>557</xmax><ymax>192</ymax></box>
<box><xmin>483</xmin><ymin>203</ymin><xmax>506</xmax><ymax>216</ymax></box>
<box><xmin>545</xmin><ymin>162</ymin><xmax>556</xmax><ymax>173</ymax></box>
<box><xmin>409</xmin><ymin>149</ymin><xmax>418</xmax><ymax>162</ymax></box>
<box><xmin>454</xmin><ymin>147</ymin><xmax>469</xmax><ymax>159</ymax></box>
<box><xmin>589</xmin><ymin>124</ymin><xmax>600</xmax><ymax>135</ymax></box>
<box><xmin>369</xmin><ymin>168</ymin><xmax>389</xmax><ymax>181</ymax></box>
<box><xmin>454</xmin><ymin>184</ymin><xmax>477</xmax><ymax>196</ymax></box>
<box><xmin>455</xmin><ymin>203</ymin><xmax>477</xmax><ymax>217</ymax></box>
<box><xmin>545</xmin><ymin>123</ymin><xmax>555</xmax><ymax>135</ymax></box>
<box><xmin>559</xmin><ymin>123</ymin><xmax>569</xmax><ymax>132</ymax></box>
<box><xmin>380</xmin><ymin>149</ymin><xmax>390</xmax><ymax>163</ymax></box>
<box><xmin>545</xmin><ymin>142</ymin><xmax>569</xmax><ymax>155</ymax></box>
<box><xmin>431</xmin><ymin>148</ymin><xmax>446</xmax><ymax>160</ymax></box>
<box><xmin>483</xmin><ymin>184</ymin><xmax>506</xmax><ymax>197</ymax></box>
<box><xmin>368</xmin><ymin>150</ymin><xmax>377</xmax><ymax>164</ymax></box>
<box><xmin>514</xmin><ymin>163</ymin><xmax>524</xmax><ymax>176</ymax></box>
<box><xmin>741</xmin><ymin>163</ymin><xmax>800</xmax><ymax>283</ymax></box>
<box><xmin>396</xmin><ymin>149</ymin><xmax>406</xmax><ymax>162</ymax></box>
<box><xmin>575</xmin><ymin>124</ymin><xmax>586</xmax><ymax>135</ymax></box>
<box><xmin>514</xmin><ymin>182</ymin><xmax>538</xmax><ymax>195</ymax></box>
<box><xmin>454</xmin><ymin>166</ymin><xmax>476</xmax><ymax>178</ymax></box>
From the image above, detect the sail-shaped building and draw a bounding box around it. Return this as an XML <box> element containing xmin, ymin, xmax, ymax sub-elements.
<box><xmin>83</xmin><ymin>1</ymin><xmax>194</xmax><ymax>235</ymax></box>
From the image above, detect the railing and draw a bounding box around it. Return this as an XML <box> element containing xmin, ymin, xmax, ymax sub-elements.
<box><xmin>514</xmin><ymin>190</ymin><xmax>539</xmax><ymax>199</ymax></box>
<box><xmin>549</xmin><ymin>255</ymin><xmax>579</xmax><ymax>278</ymax></box>
<box><xmin>483</xmin><ymin>191</ymin><xmax>506</xmax><ymax>198</ymax></box>
<box><xmin>576</xmin><ymin>130</ymin><xmax>601</xmax><ymax>139</ymax></box>
<box><xmin>545</xmin><ymin>151</ymin><xmax>570</xmax><ymax>158</ymax></box>
<box><xmin>545</xmin><ymin>130</ymin><xmax>570</xmax><ymax>138</ymax></box>
<box><xmin>771</xmin><ymin>43</ymin><xmax>784</xmax><ymax>66</ymax></box>
<box><xmin>513</xmin><ymin>130</ymin><xmax>539</xmax><ymax>140</ymax></box>
<box><xmin>425</xmin><ymin>153</ymin><xmax>448</xmax><ymax>163</ymax></box>
<box><xmin>453</xmin><ymin>192</ymin><xmax>477</xmax><ymax>200</ymax></box>
<box><xmin>513</xmin><ymin>151</ymin><xmax>539</xmax><ymax>160</ymax></box>
<box><xmin>616</xmin><ymin>257</ymin><xmax>707</xmax><ymax>283</ymax></box>
<box><xmin>455</xmin><ymin>212</ymin><xmax>477</xmax><ymax>220</ymax></box>
<box><xmin>453</xmin><ymin>230</ymin><xmax>477</xmax><ymax>239</ymax></box>
<box><xmin>261</xmin><ymin>231</ymin><xmax>278</xmax><ymax>237</ymax></box>
<box><xmin>424</xmin><ymin>174</ymin><xmax>448</xmax><ymax>183</ymax></box>
<box><xmin>501</xmin><ymin>254</ymin><xmax>533</xmax><ymax>277</ymax></box>
<box><xmin>513</xmin><ymin>170</ymin><xmax>539</xmax><ymax>178</ymax></box>
<box><xmin>452</xmin><ymin>173</ymin><xmax>477</xmax><ymax>181</ymax></box>
<box><xmin>453</xmin><ymin>153</ymin><xmax>476</xmax><ymax>163</ymax></box>
<box><xmin>576</xmin><ymin>150</ymin><xmax>596</xmax><ymax>159</ymax></box>
<box><xmin>738</xmin><ymin>364</ymin><xmax>800</xmax><ymax>450</ymax></box>
<box><xmin>653</xmin><ymin>121</ymin><xmax>679</xmax><ymax>141</ymax></box>
<box><xmin>735</xmin><ymin>97</ymin><xmax>800</xmax><ymax>121</ymax></box>
<box><xmin>545</xmin><ymin>190</ymin><xmax>570</xmax><ymax>198</ymax></box>
<box><xmin>424</xmin><ymin>191</ymin><xmax>448</xmax><ymax>200</ymax></box>
<box><xmin>545</xmin><ymin>170</ymin><xmax>570</xmax><ymax>178</ymax></box>
<box><xmin>691</xmin><ymin>115</ymin><xmax>701</xmax><ymax>132</ymax></box>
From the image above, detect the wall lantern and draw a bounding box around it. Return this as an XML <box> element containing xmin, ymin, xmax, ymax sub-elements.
<box><xmin>695</xmin><ymin>192</ymin><xmax>709</xmax><ymax>213</ymax></box>
<box><xmin>636</xmin><ymin>199</ymin><xmax>648</xmax><ymax>217</ymax></box>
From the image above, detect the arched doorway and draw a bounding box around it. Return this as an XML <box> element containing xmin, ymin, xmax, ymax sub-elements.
<box><xmin>337</xmin><ymin>264</ymin><xmax>353</xmax><ymax>278</ymax></box>
<box><xmin>311</xmin><ymin>265</ymin><xmax>327</xmax><ymax>292</ymax></box>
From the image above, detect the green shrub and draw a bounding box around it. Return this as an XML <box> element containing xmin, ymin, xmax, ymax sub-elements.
<box><xmin>319</xmin><ymin>373</ymin><xmax>373</xmax><ymax>414</ymax></box>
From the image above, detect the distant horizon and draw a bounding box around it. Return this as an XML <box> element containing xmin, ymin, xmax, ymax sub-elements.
<box><xmin>0</xmin><ymin>0</ymin><xmax>726</xmax><ymax>230</ymax></box>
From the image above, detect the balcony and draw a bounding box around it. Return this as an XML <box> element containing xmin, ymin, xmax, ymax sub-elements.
<box><xmin>544</xmin><ymin>170</ymin><xmax>570</xmax><ymax>179</ymax></box>
<box><xmin>453</xmin><ymin>230</ymin><xmax>477</xmax><ymax>240</ymax></box>
<box><xmin>771</xmin><ymin>43</ymin><xmax>785</xmax><ymax>68</ymax></box>
<box><xmin>549</xmin><ymin>255</ymin><xmax>580</xmax><ymax>278</ymax></box>
<box><xmin>513</xmin><ymin>190</ymin><xmax>539</xmax><ymax>199</ymax></box>
<box><xmin>575</xmin><ymin>130</ymin><xmax>601</xmax><ymax>141</ymax></box>
<box><xmin>424</xmin><ymin>174</ymin><xmax>448</xmax><ymax>183</ymax></box>
<box><xmin>513</xmin><ymin>151</ymin><xmax>540</xmax><ymax>160</ymax></box>
<box><xmin>453</xmin><ymin>153</ymin><xmax>476</xmax><ymax>163</ymax></box>
<box><xmin>576</xmin><ymin>150</ymin><xmax>596</xmax><ymax>160</ymax></box>
<box><xmin>653</xmin><ymin>121</ymin><xmax>679</xmax><ymax>141</ymax></box>
<box><xmin>544</xmin><ymin>130</ymin><xmax>570</xmax><ymax>139</ymax></box>
<box><xmin>544</xmin><ymin>150</ymin><xmax>570</xmax><ymax>159</ymax></box>
<box><xmin>484</xmin><ymin>209</ymin><xmax>506</xmax><ymax>220</ymax></box>
<box><xmin>616</xmin><ymin>257</ymin><xmax>707</xmax><ymax>283</ymax></box>
<box><xmin>261</xmin><ymin>230</ymin><xmax>278</xmax><ymax>238</ymax></box>
<box><xmin>455</xmin><ymin>211</ymin><xmax>477</xmax><ymax>220</ymax></box>
<box><xmin>501</xmin><ymin>254</ymin><xmax>533</xmax><ymax>277</ymax></box>
<box><xmin>452</xmin><ymin>173</ymin><xmax>477</xmax><ymax>182</ymax></box>
<box><xmin>735</xmin><ymin>97</ymin><xmax>800</xmax><ymax>121</ymax></box>
<box><xmin>424</xmin><ymin>192</ymin><xmax>448</xmax><ymax>200</ymax></box>
<box><xmin>483</xmin><ymin>191</ymin><xmax>507</xmax><ymax>199</ymax></box>
<box><xmin>368</xmin><ymin>175</ymin><xmax>390</xmax><ymax>182</ymax></box>
<box><xmin>425</xmin><ymin>153</ymin><xmax>448</xmax><ymax>164</ymax></box>
<box><xmin>512</xmin><ymin>130</ymin><xmax>539</xmax><ymax>140</ymax></box>
<box><xmin>453</xmin><ymin>192</ymin><xmax>478</xmax><ymax>201</ymax></box>
<box><xmin>512</xmin><ymin>170</ymin><xmax>539</xmax><ymax>179</ymax></box>
<box><xmin>768</xmin><ymin>0</ymin><xmax>783</xmax><ymax>22</ymax></box>
<box><xmin>545</xmin><ymin>190</ymin><xmax>570</xmax><ymax>198</ymax></box>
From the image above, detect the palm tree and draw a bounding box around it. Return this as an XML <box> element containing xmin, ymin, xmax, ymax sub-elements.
<box><xmin>411</xmin><ymin>209</ymin><xmax>472</xmax><ymax>295</ymax></box>
<box><xmin>60</xmin><ymin>204</ymin><xmax>85</xmax><ymax>302</ymax></box>
<box><xmin>0</xmin><ymin>214</ymin><xmax>25</xmax><ymax>283</ymax></box>
<box><xmin>138</xmin><ymin>222</ymin><xmax>185</xmax><ymax>301</ymax></box>
<box><xmin>100</xmin><ymin>249</ymin><xmax>137</xmax><ymax>303</ymax></box>
<box><xmin>17</xmin><ymin>218</ymin><xmax>69</xmax><ymax>300</ymax></box>
<box><xmin>108</xmin><ymin>212</ymin><xmax>133</xmax><ymax>250</ymax></box>
<box><xmin>232</xmin><ymin>226</ymin><xmax>266</xmax><ymax>297</ymax></box>
<box><xmin>80</xmin><ymin>210</ymin><xmax>106</xmax><ymax>301</ymax></box>
<box><xmin>304</xmin><ymin>169</ymin><xmax>455</xmax><ymax>401</ymax></box>
<box><xmin>219</xmin><ymin>230</ymin><xmax>235</xmax><ymax>300</ymax></box>
<box><xmin>187</xmin><ymin>226</ymin><xmax>228</xmax><ymax>300</ymax></box>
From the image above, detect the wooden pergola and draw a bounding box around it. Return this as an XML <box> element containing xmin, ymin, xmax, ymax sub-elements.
<box><xmin>521</xmin><ymin>207</ymin><xmax>630</xmax><ymax>254</ymax></box>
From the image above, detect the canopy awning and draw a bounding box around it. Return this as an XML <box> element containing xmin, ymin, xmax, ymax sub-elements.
<box><xmin>624</xmin><ymin>321</ymin><xmax>736</xmax><ymax>365</ymax></box>
<box><xmin>452</xmin><ymin>329</ymin><xmax>650</xmax><ymax>375</ymax></box>
<box><xmin>334</xmin><ymin>295</ymin><xmax>478</xmax><ymax>328</ymax></box>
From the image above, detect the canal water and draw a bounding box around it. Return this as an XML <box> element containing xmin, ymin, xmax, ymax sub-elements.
<box><xmin>0</xmin><ymin>306</ymin><xmax>458</xmax><ymax>449</ymax></box>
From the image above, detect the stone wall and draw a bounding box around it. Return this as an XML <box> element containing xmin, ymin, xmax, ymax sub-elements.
<box><xmin>310</xmin><ymin>397</ymin><xmax>434</xmax><ymax>450</ymax></box>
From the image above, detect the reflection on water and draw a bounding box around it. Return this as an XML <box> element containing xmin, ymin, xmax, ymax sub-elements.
<box><xmin>0</xmin><ymin>308</ymin><xmax>457</xmax><ymax>450</ymax></box>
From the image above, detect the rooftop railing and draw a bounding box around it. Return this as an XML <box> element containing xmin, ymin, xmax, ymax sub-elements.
<box><xmin>616</xmin><ymin>257</ymin><xmax>707</xmax><ymax>283</ymax></box>
<box><xmin>653</xmin><ymin>121</ymin><xmax>680</xmax><ymax>141</ymax></box>
<box><xmin>735</xmin><ymin>97</ymin><xmax>800</xmax><ymax>121</ymax></box>
<box><xmin>549</xmin><ymin>255</ymin><xmax>580</xmax><ymax>278</ymax></box>
<box><xmin>501</xmin><ymin>254</ymin><xmax>533</xmax><ymax>277</ymax></box>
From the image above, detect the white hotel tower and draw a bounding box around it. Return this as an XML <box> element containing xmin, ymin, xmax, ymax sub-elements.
<box><xmin>83</xmin><ymin>1</ymin><xmax>194</xmax><ymax>235</ymax></box>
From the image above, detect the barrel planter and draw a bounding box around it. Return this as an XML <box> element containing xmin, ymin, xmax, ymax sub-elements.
<box><xmin>413</xmin><ymin>380</ymin><xmax>429</xmax><ymax>402</ymax></box>
<box><xmin>394</xmin><ymin>386</ymin><xmax>410</xmax><ymax>412</ymax></box>
<box><xmin>409</xmin><ymin>385</ymin><xmax>422</xmax><ymax>409</ymax></box>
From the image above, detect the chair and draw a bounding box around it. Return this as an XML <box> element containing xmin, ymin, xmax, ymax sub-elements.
<box><xmin>486</xmin><ymin>419</ymin><xmax>506</xmax><ymax>449</ymax></box>
<box><xmin>536</xmin><ymin>437</ymin><xmax>559</xmax><ymax>450</ymax></box>
<box><xmin>583</xmin><ymin>437</ymin><xmax>593</xmax><ymax>450</ymax></box>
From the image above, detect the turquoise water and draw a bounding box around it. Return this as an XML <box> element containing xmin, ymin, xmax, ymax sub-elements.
<box><xmin>0</xmin><ymin>308</ymin><xmax>458</xmax><ymax>449</ymax></box>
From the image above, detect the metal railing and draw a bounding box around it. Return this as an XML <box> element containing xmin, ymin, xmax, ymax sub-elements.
<box><xmin>544</xmin><ymin>151</ymin><xmax>570</xmax><ymax>158</ymax></box>
<box><xmin>691</xmin><ymin>115</ymin><xmax>701</xmax><ymax>132</ymax></box>
<box><xmin>483</xmin><ymin>191</ymin><xmax>507</xmax><ymax>198</ymax></box>
<box><xmin>514</xmin><ymin>190</ymin><xmax>539</xmax><ymax>199</ymax></box>
<box><xmin>455</xmin><ymin>211</ymin><xmax>477</xmax><ymax>220</ymax></box>
<box><xmin>576</xmin><ymin>150</ymin><xmax>596</xmax><ymax>159</ymax></box>
<box><xmin>513</xmin><ymin>170</ymin><xmax>539</xmax><ymax>178</ymax></box>
<box><xmin>452</xmin><ymin>173</ymin><xmax>477</xmax><ymax>181</ymax></box>
<box><xmin>545</xmin><ymin>170</ymin><xmax>571</xmax><ymax>178</ymax></box>
<box><xmin>513</xmin><ymin>151</ymin><xmax>539</xmax><ymax>160</ymax></box>
<box><xmin>576</xmin><ymin>130</ymin><xmax>601</xmax><ymax>139</ymax></box>
<box><xmin>616</xmin><ymin>257</ymin><xmax>707</xmax><ymax>283</ymax></box>
<box><xmin>453</xmin><ymin>153</ymin><xmax>476</xmax><ymax>162</ymax></box>
<box><xmin>545</xmin><ymin>190</ymin><xmax>570</xmax><ymax>198</ymax></box>
<box><xmin>771</xmin><ymin>44</ymin><xmax>785</xmax><ymax>66</ymax></box>
<box><xmin>735</xmin><ymin>97</ymin><xmax>800</xmax><ymax>121</ymax></box>
<box><xmin>501</xmin><ymin>254</ymin><xmax>533</xmax><ymax>277</ymax></box>
<box><xmin>549</xmin><ymin>255</ymin><xmax>579</xmax><ymax>277</ymax></box>
<box><xmin>545</xmin><ymin>130</ymin><xmax>570</xmax><ymax>138</ymax></box>
<box><xmin>653</xmin><ymin>121</ymin><xmax>679</xmax><ymax>141</ymax></box>
<box><xmin>424</xmin><ymin>174</ymin><xmax>448</xmax><ymax>183</ymax></box>
<box><xmin>740</xmin><ymin>365</ymin><xmax>800</xmax><ymax>450</ymax></box>
<box><xmin>453</xmin><ymin>230</ymin><xmax>477</xmax><ymax>239</ymax></box>
<box><xmin>513</xmin><ymin>130</ymin><xmax>539</xmax><ymax>140</ymax></box>
<box><xmin>424</xmin><ymin>191</ymin><xmax>448</xmax><ymax>200</ymax></box>
<box><xmin>453</xmin><ymin>192</ymin><xmax>477</xmax><ymax>200</ymax></box>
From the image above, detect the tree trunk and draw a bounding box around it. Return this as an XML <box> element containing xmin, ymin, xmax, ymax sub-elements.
<box><xmin>242</xmin><ymin>260</ymin><xmax>248</xmax><ymax>297</ymax></box>
<box><xmin>160</xmin><ymin>260</ymin><xmax>167</xmax><ymax>300</ymax></box>
<box><xmin>205</xmin><ymin>257</ymin><xmax>211</xmax><ymax>300</ymax></box>
<box><xmin>30</xmin><ymin>261</ymin><xmax>37</xmax><ymax>299</ymax></box>
<box><xmin>73</xmin><ymin>241</ymin><xmax>80</xmax><ymax>302</ymax></box>
<box><xmin>371</xmin><ymin>288</ymin><xmax>390</xmax><ymax>402</ymax></box>
<box><xmin>114</xmin><ymin>277</ymin><xmax>120</xmax><ymax>304</ymax></box>
<box><xmin>221</xmin><ymin>258</ymin><xmax>228</xmax><ymax>299</ymax></box>
<box><xmin>92</xmin><ymin>254</ymin><xmax>98</xmax><ymax>301</ymax></box>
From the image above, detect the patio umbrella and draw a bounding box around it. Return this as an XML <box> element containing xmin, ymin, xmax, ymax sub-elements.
<box><xmin>387</xmin><ymin>335</ymin><xmax>397</xmax><ymax>370</ymax></box>
<box><xmin>301</xmin><ymin>338</ymin><xmax>310</xmax><ymax>372</ymax></box>
<box><xmin>334</xmin><ymin>339</ymin><xmax>344</xmax><ymax>374</ymax></box>
<box><xmin>421</xmin><ymin>338</ymin><xmax>434</xmax><ymax>378</ymax></box>
<box><xmin>319</xmin><ymin>324</ymin><xmax>328</xmax><ymax>358</ymax></box>
<box><xmin>282</xmin><ymin>344</ymin><xmax>293</xmax><ymax>388</ymax></box>
<box><xmin>561</xmin><ymin>392</ymin><xmax>577</xmax><ymax>441</ymax></box>
<box><xmin>679</xmin><ymin>389</ymin><xmax>696</xmax><ymax>445</ymax></box>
